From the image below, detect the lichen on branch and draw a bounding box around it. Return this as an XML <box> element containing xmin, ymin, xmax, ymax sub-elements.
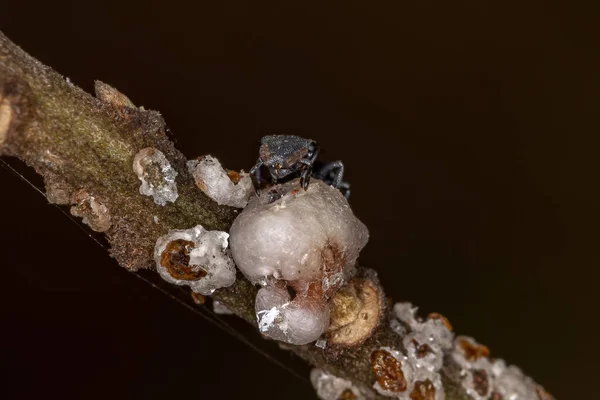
<box><xmin>0</xmin><ymin>31</ymin><xmax>552</xmax><ymax>400</ymax></box>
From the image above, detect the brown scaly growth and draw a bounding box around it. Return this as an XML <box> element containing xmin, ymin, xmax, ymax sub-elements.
<box><xmin>458</xmin><ymin>337</ymin><xmax>490</xmax><ymax>361</ymax></box>
<box><xmin>337</xmin><ymin>389</ymin><xmax>357</xmax><ymax>400</ymax></box>
<box><xmin>371</xmin><ymin>349</ymin><xmax>407</xmax><ymax>393</ymax></box>
<box><xmin>428</xmin><ymin>312</ymin><xmax>453</xmax><ymax>331</ymax></box>
<box><xmin>160</xmin><ymin>239</ymin><xmax>207</xmax><ymax>280</ymax></box>
<box><xmin>411</xmin><ymin>338</ymin><xmax>433</xmax><ymax>359</ymax></box>
<box><xmin>410</xmin><ymin>380</ymin><xmax>436</xmax><ymax>400</ymax></box>
<box><xmin>471</xmin><ymin>369</ymin><xmax>490</xmax><ymax>397</ymax></box>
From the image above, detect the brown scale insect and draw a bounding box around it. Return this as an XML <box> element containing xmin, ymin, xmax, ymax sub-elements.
<box><xmin>160</xmin><ymin>239</ymin><xmax>207</xmax><ymax>280</ymax></box>
<box><xmin>458</xmin><ymin>338</ymin><xmax>490</xmax><ymax>362</ymax></box>
<box><xmin>371</xmin><ymin>349</ymin><xmax>407</xmax><ymax>393</ymax></box>
<box><xmin>427</xmin><ymin>312</ymin><xmax>453</xmax><ymax>331</ymax></box>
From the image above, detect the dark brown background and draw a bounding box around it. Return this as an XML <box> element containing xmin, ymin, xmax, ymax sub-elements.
<box><xmin>1</xmin><ymin>1</ymin><xmax>597</xmax><ymax>399</ymax></box>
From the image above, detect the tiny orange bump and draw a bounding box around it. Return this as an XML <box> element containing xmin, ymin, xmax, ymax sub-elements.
<box><xmin>428</xmin><ymin>312</ymin><xmax>453</xmax><ymax>331</ymax></box>
<box><xmin>226</xmin><ymin>170</ymin><xmax>242</xmax><ymax>184</ymax></box>
<box><xmin>191</xmin><ymin>291</ymin><xmax>206</xmax><ymax>305</ymax></box>
<box><xmin>458</xmin><ymin>338</ymin><xmax>490</xmax><ymax>362</ymax></box>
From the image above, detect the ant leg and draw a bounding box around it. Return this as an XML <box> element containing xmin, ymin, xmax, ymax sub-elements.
<box><xmin>298</xmin><ymin>144</ymin><xmax>319</xmax><ymax>191</ymax></box>
<box><xmin>300</xmin><ymin>166</ymin><xmax>312</xmax><ymax>190</ymax></box>
<box><xmin>249</xmin><ymin>158</ymin><xmax>263</xmax><ymax>195</ymax></box>
<box><xmin>318</xmin><ymin>161</ymin><xmax>344</xmax><ymax>188</ymax></box>
<box><xmin>337</xmin><ymin>181</ymin><xmax>351</xmax><ymax>199</ymax></box>
<box><xmin>309</xmin><ymin>145</ymin><xmax>320</xmax><ymax>164</ymax></box>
